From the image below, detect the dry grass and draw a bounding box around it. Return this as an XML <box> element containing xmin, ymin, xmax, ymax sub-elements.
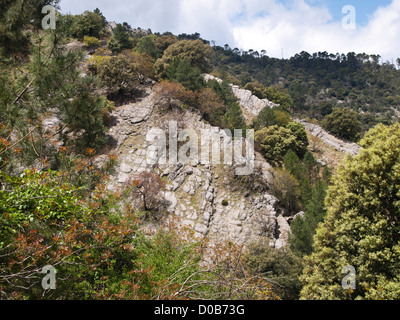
<box><xmin>306</xmin><ymin>131</ymin><xmax>347</xmax><ymax>173</ymax></box>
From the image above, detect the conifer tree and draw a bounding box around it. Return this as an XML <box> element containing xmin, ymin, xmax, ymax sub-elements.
<box><xmin>223</xmin><ymin>103</ymin><xmax>247</xmax><ymax>132</ymax></box>
<box><xmin>289</xmin><ymin>180</ymin><xmax>328</xmax><ymax>257</ymax></box>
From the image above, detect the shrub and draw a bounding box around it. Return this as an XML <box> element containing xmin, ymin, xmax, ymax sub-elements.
<box><xmin>88</xmin><ymin>54</ymin><xmax>111</xmax><ymax>72</ymax></box>
<box><xmin>255</xmin><ymin>125</ymin><xmax>298</xmax><ymax>164</ymax></box>
<box><xmin>83</xmin><ymin>36</ymin><xmax>101</xmax><ymax>49</ymax></box>
<box><xmin>166</xmin><ymin>57</ymin><xmax>205</xmax><ymax>91</ymax></box>
<box><xmin>246</xmin><ymin>242</ymin><xmax>304</xmax><ymax>300</ymax></box>
<box><xmin>97</xmin><ymin>51</ymin><xmax>154</xmax><ymax>101</ymax></box>
<box><xmin>154</xmin><ymin>39</ymin><xmax>213</xmax><ymax>79</ymax></box>
<box><xmin>321</xmin><ymin>107</ymin><xmax>362</xmax><ymax>142</ymax></box>
<box><xmin>70</xmin><ymin>10</ymin><xmax>105</xmax><ymax>40</ymax></box>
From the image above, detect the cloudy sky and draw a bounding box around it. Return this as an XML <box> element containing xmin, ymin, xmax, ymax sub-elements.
<box><xmin>60</xmin><ymin>0</ymin><xmax>400</xmax><ymax>62</ymax></box>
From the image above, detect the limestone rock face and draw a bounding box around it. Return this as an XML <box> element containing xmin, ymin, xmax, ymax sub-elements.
<box><xmin>230</xmin><ymin>84</ymin><xmax>278</xmax><ymax>117</ymax></box>
<box><xmin>203</xmin><ymin>74</ymin><xmax>278</xmax><ymax>121</ymax></box>
<box><xmin>296</xmin><ymin>119</ymin><xmax>361</xmax><ymax>156</ymax></box>
<box><xmin>97</xmin><ymin>84</ymin><xmax>290</xmax><ymax>248</ymax></box>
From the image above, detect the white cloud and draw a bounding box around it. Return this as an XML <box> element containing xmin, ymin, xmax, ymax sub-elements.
<box><xmin>60</xmin><ymin>0</ymin><xmax>400</xmax><ymax>61</ymax></box>
<box><xmin>232</xmin><ymin>0</ymin><xmax>400</xmax><ymax>61</ymax></box>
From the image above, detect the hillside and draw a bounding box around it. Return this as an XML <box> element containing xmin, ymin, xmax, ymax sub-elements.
<box><xmin>1</xmin><ymin>2</ymin><xmax>400</xmax><ymax>301</ymax></box>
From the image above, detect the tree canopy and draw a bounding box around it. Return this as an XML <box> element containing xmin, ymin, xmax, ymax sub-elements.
<box><xmin>301</xmin><ymin>123</ymin><xmax>400</xmax><ymax>300</ymax></box>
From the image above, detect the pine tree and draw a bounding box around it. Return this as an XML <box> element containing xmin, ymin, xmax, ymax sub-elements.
<box><xmin>166</xmin><ymin>58</ymin><xmax>205</xmax><ymax>91</ymax></box>
<box><xmin>289</xmin><ymin>180</ymin><xmax>327</xmax><ymax>257</ymax></box>
<box><xmin>223</xmin><ymin>103</ymin><xmax>247</xmax><ymax>132</ymax></box>
<box><xmin>1</xmin><ymin>7</ymin><xmax>109</xmax><ymax>169</ymax></box>
<box><xmin>254</xmin><ymin>107</ymin><xmax>277</xmax><ymax>130</ymax></box>
<box><xmin>108</xmin><ymin>23</ymin><xmax>133</xmax><ymax>54</ymax></box>
<box><xmin>136</xmin><ymin>35</ymin><xmax>160</xmax><ymax>60</ymax></box>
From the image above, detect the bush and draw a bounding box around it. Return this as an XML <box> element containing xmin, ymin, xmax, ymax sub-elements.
<box><xmin>153</xmin><ymin>80</ymin><xmax>197</xmax><ymax>109</ymax></box>
<box><xmin>70</xmin><ymin>10</ymin><xmax>106</xmax><ymax>40</ymax></box>
<box><xmin>322</xmin><ymin>107</ymin><xmax>362</xmax><ymax>142</ymax></box>
<box><xmin>83</xmin><ymin>36</ymin><xmax>101</xmax><ymax>49</ymax></box>
<box><xmin>166</xmin><ymin>57</ymin><xmax>205</xmax><ymax>91</ymax></box>
<box><xmin>255</xmin><ymin>125</ymin><xmax>298</xmax><ymax>164</ymax></box>
<box><xmin>246</xmin><ymin>242</ymin><xmax>304</xmax><ymax>300</ymax></box>
<box><xmin>154</xmin><ymin>39</ymin><xmax>213</xmax><ymax>79</ymax></box>
<box><xmin>97</xmin><ymin>51</ymin><xmax>154</xmax><ymax>101</ymax></box>
<box><xmin>88</xmin><ymin>54</ymin><xmax>111</xmax><ymax>72</ymax></box>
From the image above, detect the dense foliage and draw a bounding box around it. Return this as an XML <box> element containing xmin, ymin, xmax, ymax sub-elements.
<box><xmin>301</xmin><ymin>123</ymin><xmax>400</xmax><ymax>300</ymax></box>
<box><xmin>213</xmin><ymin>47</ymin><xmax>400</xmax><ymax>139</ymax></box>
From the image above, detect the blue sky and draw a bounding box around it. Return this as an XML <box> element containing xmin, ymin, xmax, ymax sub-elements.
<box><xmin>60</xmin><ymin>0</ymin><xmax>400</xmax><ymax>61</ymax></box>
<box><xmin>305</xmin><ymin>0</ymin><xmax>393</xmax><ymax>25</ymax></box>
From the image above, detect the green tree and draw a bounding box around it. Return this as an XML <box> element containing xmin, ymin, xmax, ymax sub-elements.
<box><xmin>0</xmin><ymin>23</ymin><xmax>110</xmax><ymax>167</ymax></box>
<box><xmin>108</xmin><ymin>23</ymin><xmax>133</xmax><ymax>54</ymax></box>
<box><xmin>289</xmin><ymin>180</ymin><xmax>328</xmax><ymax>257</ymax></box>
<box><xmin>60</xmin><ymin>77</ymin><xmax>108</xmax><ymax>151</ymax></box>
<box><xmin>301</xmin><ymin>123</ymin><xmax>400</xmax><ymax>300</ymax></box>
<box><xmin>93</xmin><ymin>8</ymin><xmax>108</xmax><ymax>28</ymax></box>
<box><xmin>303</xmin><ymin>151</ymin><xmax>319</xmax><ymax>181</ymax></box>
<box><xmin>286</xmin><ymin>122</ymin><xmax>309</xmax><ymax>157</ymax></box>
<box><xmin>0</xmin><ymin>0</ymin><xmax>61</xmax><ymax>57</ymax></box>
<box><xmin>166</xmin><ymin>57</ymin><xmax>205</xmax><ymax>91</ymax></box>
<box><xmin>255</xmin><ymin>124</ymin><xmax>307</xmax><ymax>164</ymax></box>
<box><xmin>70</xmin><ymin>10</ymin><xmax>105</xmax><ymax>40</ymax></box>
<box><xmin>246</xmin><ymin>242</ymin><xmax>304</xmax><ymax>300</ymax></box>
<box><xmin>283</xmin><ymin>150</ymin><xmax>302</xmax><ymax>177</ymax></box>
<box><xmin>223</xmin><ymin>103</ymin><xmax>247</xmax><ymax>132</ymax></box>
<box><xmin>270</xmin><ymin>167</ymin><xmax>300</xmax><ymax>213</ymax></box>
<box><xmin>154</xmin><ymin>39</ymin><xmax>213</xmax><ymax>78</ymax></box>
<box><xmin>322</xmin><ymin>107</ymin><xmax>362</xmax><ymax>142</ymax></box>
<box><xmin>254</xmin><ymin>107</ymin><xmax>277</xmax><ymax>130</ymax></box>
<box><xmin>255</xmin><ymin>126</ymin><xmax>297</xmax><ymax>164</ymax></box>
<box><xmin>154</xmin><ymin>35</ymin><xmax>178</xmax><ymax>56</ymax></box>
<box><xmin>244</xmin><ymin>81</ymin><xmax>267</xmax><ymax>99</ymax></box>
<box><xmin>136</xmin><ymin>35</ymin><xmax>160</xmax><ymax>60</ymax></box>
<box><xmin>264</xmin><ymin>86</ymin><xmax>294</xmax><ymax>113</ymax></box>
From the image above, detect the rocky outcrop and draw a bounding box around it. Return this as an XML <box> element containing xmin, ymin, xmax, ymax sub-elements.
<box><xmin>98</xmin><ymin>85</ymin><xmax>289</xmax><ymax>248</ymax></box>
<box><xmin>204</xmin><ymin>74</ymin><xmax>278</xmax><ymax>122</ymax></box>
<box><xmin>296</xmin><ymin>119</ymin><xmax>361</xmax><ymax>156</ymax></box>
<box><xmin>97</xmin><ymin>83</ymin><xmax>363</xmax><ymax>248</ymax></box>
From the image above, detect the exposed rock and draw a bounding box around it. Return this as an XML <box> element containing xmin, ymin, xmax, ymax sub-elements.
<box><xmin>120</xmin><ymin>163</ymin><xmax>132</xmax><ymax>173</ymax></box>
<box><xmin>204</xmin><ymin>74</ymin><xmax>278</xmax><ymax>121</ymax></box>
<box><xmin>231</xmin><ymin>84</ymin><xmax>278</xmax><ymax>117</ymax></box>
<box><xmin>294</xmin><ymin>211</ymin><xmax>305</xmax><ymax>220</ymax></box>
<box><xmin>296</xmin><ymin>119</ymin><xmax>361</xmax><ymax>156</ymax></box>
<box><xmin>96</xmin><ymin>85</ymin><xmax>291</xmax><ymax>249</ymax></box>
<box><xmin>164</xmin><ymin>191</ymin><xmax>178</xmax><ymax>214</ymax></box>
<box><xmin>275</xmin><ymin>215</ymin><xmax>291</xmax><ymax>249</ymax></box>
<box><xmin>317</xmin><ymin>159</ymin><xmax>327</xmax><ymax>167</ymax></box>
